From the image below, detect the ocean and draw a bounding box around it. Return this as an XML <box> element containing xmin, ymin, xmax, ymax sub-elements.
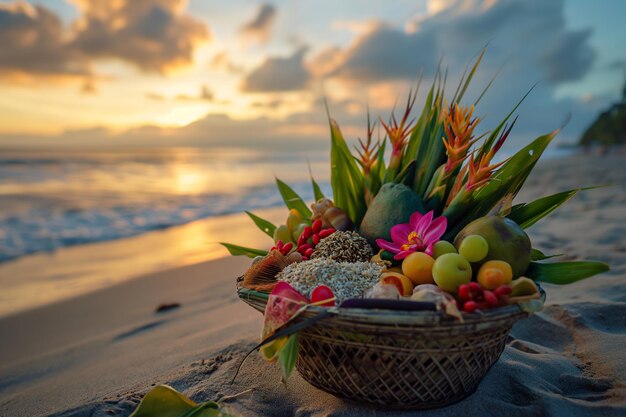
<box><xmin>0</xmin><ymin>147</ymin><xmax>330</xmax><ymax>264</ymax></box>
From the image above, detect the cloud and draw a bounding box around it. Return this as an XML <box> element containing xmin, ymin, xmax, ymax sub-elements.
<box><xmin>240</xmin><ymin>3</ymin><xmax>276</xmax><ymax>45</ymax></box>
<box><xmin>70</xmin><ymin>0</ymin><xmax>210</xmax><ymax>73</ymax></box>
<box><xmin>175</xmin><ymin>85</ymin><xmax>215</xmax><ymax>101</ymax></box>
<box><xmin>0</xmin><ymin>3</ymin><xmax>90</xmax><ymax>79</ymax></box>
<box><xmin>315</xmin><ymin>0</ymin><xmax>595</xmax><ymax>86</ymax></box>
<box><xmin>302</xmin><ymin>0</ymin><xmax>604</xmax><ymax>148</ymax></box>
<box><xmin>0</xmin><ymin>0</ymin><xmax>209</xmax><ymax>81</ymax></box>
<box><xmin>210</xmin><ymin>51</ymin><xmax>244</xmax><ymax>73</ymax></box>
<box><xmin>242</xmin><ymin>47</ymin><xmax>311</xmax><ymax>92</ymax></box>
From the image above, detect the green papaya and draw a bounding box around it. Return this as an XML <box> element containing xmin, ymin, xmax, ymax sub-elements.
<box><xmin>359</xmin><ymin>183</ymin><xmax>425</xmax><ymax>246</ymax></box>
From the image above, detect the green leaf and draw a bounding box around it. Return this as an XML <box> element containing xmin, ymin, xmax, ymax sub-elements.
<box><xmin>525</xmin><ymin>261</ymin><xmax>609</xmax><ymax>285</ymax></box>
<box><xmin>220</xmin><ymin>243</ymin><xmax>267</xmax><ymax>258</ymax></box>
<box><xmin>278</xmin><ymin>333</ymin><xmax>300</xmax><ymax>382</ymax></box>
<box><xmin>310</xmin><ymin>175</ymin><xmax>325</xmax><ymax>202</ymax></box>
<box><xmin>530</xmin><ymin>248</ymin><xmax>563</xmax><ymax>261</ymax></box>
<box><xmin>275</xmin><ymin>178</ymin><xmax>312</xmax><ymax>218</ymax></box>
<box><xmin>130</xmin><ymin>385</ymin><xmax>233</xmax><ymax>417</ymax></box>
<box><xmin>245</xmin><ymin>211</ymin><xmax>276</xmax><ymax>238</ymax></box>
<box><xmin>507</xmin><ymin>187</ymin><xmax>598</xmax><ymax>229</ymax></box>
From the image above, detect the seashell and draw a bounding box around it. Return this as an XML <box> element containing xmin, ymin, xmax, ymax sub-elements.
<box><xmin>242</xmin><ymin>250</ymin><xmax>302</xmax><ymax>292</ymax></box>
<box><xmin>324</xmin><ymin>206</ymin><xmax>354</xmax><ymax>231</ymax></box>
<box><xmin>310</xmin><ymin>198</ymin><xmax>353</xmax><ymax>231</ymax></box>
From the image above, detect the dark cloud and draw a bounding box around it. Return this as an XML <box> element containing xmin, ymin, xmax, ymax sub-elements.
<box><xmin>0</xmin><ymin>3</ymin><xmax>90</xmax><ymax>78</ymax></box>
<box><xmin>70</xmin><ymin>0</ymin><xmax>210</xmax><ymax>73</ymax></box>
<box><xmin>0</xmin><ymin>0</ymin><xmax>209</xmax><ymax>80</ymax></box>
<box><xmin>316</xmin><ymin>0</ymin><xmax>595</xmax><ymax>86</ymax></box>
<box><xmin>242</xmin><ymin>47</ymin><xmax>311</xmax><ymax>92</ymax></box>
<box><xmin>240</xmin><ymin>3</ymin><xmax>276</xmax><ymax>44</ymax></box>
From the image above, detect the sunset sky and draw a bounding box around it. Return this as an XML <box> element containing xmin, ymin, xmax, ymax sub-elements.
<box><xmin>1</xmin><ymin>0</ymin><xmax>625</xmax><ymax>150</ymax></box>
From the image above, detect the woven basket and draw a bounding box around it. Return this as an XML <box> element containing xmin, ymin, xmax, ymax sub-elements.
<box><xmin>238</xmin><ymin>282</ymin><xmax>533</xmax><ymax>409</ymax></box>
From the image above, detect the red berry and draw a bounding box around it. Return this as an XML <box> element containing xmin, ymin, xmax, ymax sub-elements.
<box><xmin>463</xmin><ymin>301</ymin><xmax>478</xmax><ymax>313</ymax></box>
<box><xmin>483</xmin><ymin>290</ymin><xmax>500</xmax><ymax>308</ymax></box>
<box><xmin>469</xmin><ymin>282</ymin><xmax>482</xmax><ymax>293</ymax></box>
<box><xmin>318</xmin><ymin>228</ymin><xmax>335</xmax><ymax>239</ymax></box>
<box><xmin>301</xmin><ymin>226</ymin><xmax>312</xmax><ymax>240</ymax></box>
<box><xmin>304</xmin><ymin>248</ymin><xmax>314</xmax><ymax>258</ymax></box>
<box><xmin>494</xmin><ymin>285</ymin><xmax>512</xmax><ymax>297</ymax></box>
<box><xmin>311</xmin><ymin>285</ymin><xmax>335</xmax><ymax>306</ymax></box>
<box><xmin>312</xmin><ymin>234</ymin><xmax>320</xmax><ymax>245</ymax></box>
<box><xmin>312</xmin><ymin>219</ymin><xmax>322</xmax><ymax>233</ymax></box>
<box><xmin>281</xmin><ymin>242</ymin><xmax>293</xmax><ymax>254</ymax></box>
<box><xmin>458</xmin><ymin>284</ymin><xmax>470</xmax><ymax>301</ymax></box>
<box><xmin>276</xmin><ymin>240</ymin><xmax>284</xmax><ymax>250</ymax></box>
<box><xmin>298</xmin><ymin>243</ymin><xmax>313</xmax><ymax>253</ymax></box>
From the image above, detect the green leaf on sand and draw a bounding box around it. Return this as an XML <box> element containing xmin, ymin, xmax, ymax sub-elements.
<box><xmin>508</xmin><ymin>187</ymin><xmax>598</xmax><ymax>229</ymax></box>
<box><xmin>129</xmin><ymin>385</ymin><xmax>234</xmax><ymax>417</ymax></box>
<box><xmin>276</xmin><ymin>178</ymin><xmax>312</xmax><ymax>218</ymax></box>
<box><xmin>278</xmin><ymin>333</ymin><xmax>300</xmax><ymax>382</ymax></box>
<box><xmin>219</xmin><ymin>243</ymin><xmax>267</xmax><ymax>258</ymax></box>
<box><xmin>245</xmin><ymin>211</ymin><xmax>276</xmax><ymax>238</ymax></box>
<box><xmin>526</xmin><ymin>261</ymin><xmax>609</xmax><ymax>285</ymax></box>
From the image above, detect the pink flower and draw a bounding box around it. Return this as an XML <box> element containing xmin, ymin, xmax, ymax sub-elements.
<box><xmin>376</xmin><ymin>211</ymin><xmax>447</xmax><ymax>260</ymax></box>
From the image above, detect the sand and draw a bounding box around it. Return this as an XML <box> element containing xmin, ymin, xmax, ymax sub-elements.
<box><xmin>1</xmin><ymin>152</ymin><xmax>625</xmax><ymax>416</ymax></box>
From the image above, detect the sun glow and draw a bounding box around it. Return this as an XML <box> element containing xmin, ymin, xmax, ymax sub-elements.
<box><xmin>159</xmin><ymin>105</ymin><xmax>209</xmax><ymax>127</ymax></box>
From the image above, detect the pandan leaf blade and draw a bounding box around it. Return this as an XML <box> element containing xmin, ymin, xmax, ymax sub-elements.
<box><xmin>275</xmin><ymin>178</ymin><xmax>312</xmax><ymax>218</ymax></box>
<box><xmin>526</xmin><ymin>261</ymin><xmax>609</xmax><ymax>285</ymax></box>
<box><xmin>530</xmin><ymin>248</ymin><xmax>563</xmax><ymax>261</ymax></box>
<box><xmin>278</xmin><ymin>333</ymin><xmax>300</xmax><ymax>382</ymax></box>
<box><xmin>220</xmin><ymin>243</ymin><xmax>267</xmax><ymax>258</ymax></box>
<box><xmin>507</xmin><ymin>187</ymin><xmax>598</xmax><ymax>229</ymax></box>
<box><xmin>245</xmin><ymin>211</ymin><xmax>276</xmax><ymax>238</ymax></box>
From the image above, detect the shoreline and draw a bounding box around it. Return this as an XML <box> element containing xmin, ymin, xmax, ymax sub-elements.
<box><xmin>0</xmin><ymin>207</ymin><xmax>285</xmax><ymax>318</ymax></box>
<box><xmin>0</xmin><ymin>152</ymin><xmax>624</xmax><ymax>416</ymax></box>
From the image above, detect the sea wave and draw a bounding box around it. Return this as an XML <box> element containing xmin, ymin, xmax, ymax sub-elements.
<box><xmin>0</xmin><ymin>181</ymin><xmax>319</xmax><ymax>263</ymax></box>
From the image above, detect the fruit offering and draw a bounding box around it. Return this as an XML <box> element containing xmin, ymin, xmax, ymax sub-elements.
<box><xmin>380</xmin><ymin>272</ymin><xmax>414</xmax><ymax>297</ymax></box>
<box><xmin>432</xmin><ymin>253</ymin><xmax>472</xmax><ymax>292</ymax></box>
<box><xmin>457</xmin><ymin>235</ymin><xmax>489</xmax><ymax>262</ymax></box>
<box><xmin>477</xmin><ymin>260</ymin><xmax>513</xmax><ymax>289</ymax></box>
<box><xmin>401</xmin><ymin>252</ymin><xmax>435</xmax><ymax>285</ymax></box>
<box><xmin>432</xmin><ymin>240</ymin><xmax>457</xmax><ymax>258</ymax></box>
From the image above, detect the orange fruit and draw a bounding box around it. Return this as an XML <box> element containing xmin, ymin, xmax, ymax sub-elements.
<box><xmin>402</xmin><ymin>252</ymin><xmax>436</xmax><ymax>285</ymax></box>
<box><xmin>477</xmin><ymin>260</ymin><xmax>513</xmax><ymax>289</ymax></box>
<box><xmin>380</xmin><ymin>272</ymin><xmax>414</xmax><ymax>296</ymax></box>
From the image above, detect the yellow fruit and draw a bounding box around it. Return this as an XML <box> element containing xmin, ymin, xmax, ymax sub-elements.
<box><xmin>401</xmin><ymin>252</ymin><xmax>435</xmax><ymax>285</ymax></box>
<box><xmin>477</xmin><ymin>260</ymin><xmax>513</xmax><ymax>289</ymax></box>
<box><xmin>380</xmin><ymin>272</ymin><xmax>414</xmax><ymax>297</ymax></box>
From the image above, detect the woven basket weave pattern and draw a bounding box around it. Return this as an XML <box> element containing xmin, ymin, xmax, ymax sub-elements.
<box><xmin>296</xmin><ymin>317</ymin><xmax>515</xmax><ymax>408</ymax></box>
<box><xmin>237</xmin><ymin>286</ymin><xmax>525</xmax><ymax>409</ymax></box>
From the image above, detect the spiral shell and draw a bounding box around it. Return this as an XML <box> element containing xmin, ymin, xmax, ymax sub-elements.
<box><xmin>310</xmin><ymin>199</ymin><xmax>353</xmax><ymax>231</ymax></box>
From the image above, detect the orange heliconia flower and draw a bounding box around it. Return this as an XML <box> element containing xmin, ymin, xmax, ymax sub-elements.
<box><xmin>442</xmin><ymin>103</ymin><xmax>480</xmax><ymax>174</ymax></box>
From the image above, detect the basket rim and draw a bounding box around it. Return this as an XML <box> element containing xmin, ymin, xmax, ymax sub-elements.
<box><xmin>237</xmin><ymin>284</ymin><xmax>541</xmax><ymax>326</ymax></box>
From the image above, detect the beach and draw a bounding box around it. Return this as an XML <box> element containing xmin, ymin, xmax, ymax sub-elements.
<box><xmin>1</xmin><ymin>152</ymin><xmax>625</xmax><ymax>417</ymax></box>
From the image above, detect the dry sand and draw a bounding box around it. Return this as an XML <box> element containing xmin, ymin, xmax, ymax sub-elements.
<box><xmin>0</xmin><ymin>152</ymin><xmax>625</xmax><ymax>416</ymax></box>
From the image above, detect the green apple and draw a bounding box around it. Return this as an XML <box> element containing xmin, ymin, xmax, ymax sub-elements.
<box><xmin>458</xmin><ymin>235</ymin><xmax>489</xmax><ymax>262</ymax></box>
<box><xmin>433</xmin><ymin>240</ymin><xmax>457</xmax><ymax>258</ymax></box>
<box><xmin>432</xmin><ymin>253</ymin><xmax>472</xmax><ymax>292</ymax></box>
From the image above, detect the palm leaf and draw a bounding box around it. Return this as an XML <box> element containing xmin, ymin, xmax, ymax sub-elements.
<box><xmin>219</xmin><ymin>243</ymin><xmax>267</xmax><ymax>258</ymax></box>
<box><xmin>526</xmin><ymin>261</ymin><xmax>609</xmax><ymax>285</ymax></box>
<box><xmin>275</xmin><ymin>178</ymin><xmax>312</xmax><ymax>218</ymax></box>
<box><xmin>245</xmin><ymin>211</ymin><xmax>276</xmax><ymax>238</ymax></box>
<box><xmin>507</xmin><ymin>187</ymin><xmax>599</xmax><ymax>229</ymax></box>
